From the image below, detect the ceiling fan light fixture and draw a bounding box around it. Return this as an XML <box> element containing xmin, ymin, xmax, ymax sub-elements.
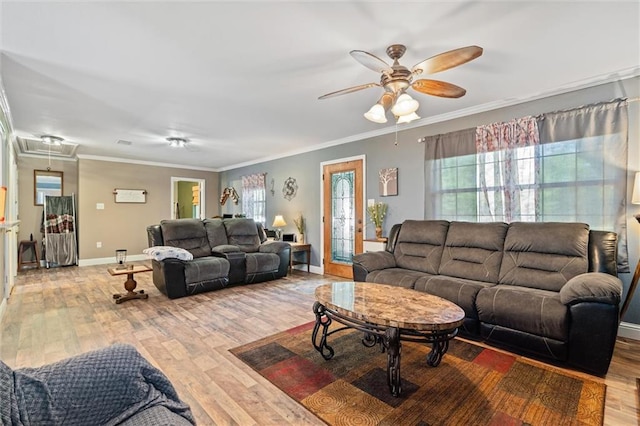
<box><xmin>167</xmin><ymin>137</ymin><xmax>188</xmax><ymax>148</ymax></box>
<box><xmin>41</xmin><ymin>135</ymin><xmax>64</xmax><ymax>146</ymax></box>
<box><xmin>397</xmin><ymin>111</ymin><xmax>421</xmax><ymax>124</ymax></box>
<box><xmin>391</xmin><ymin>93</ymin><xmax>419</xmax><ymax>116</ymax></box>
<box><xmin>364</xmin><ymin>104</ymin><xmax>387</xmax><ymax>123</ymax></box>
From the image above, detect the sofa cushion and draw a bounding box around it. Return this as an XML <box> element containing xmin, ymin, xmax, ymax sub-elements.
<box><xmin>366</xmin><ymin>268</ymin><xmax>432</xmax><ymax>289</ymax></box>
<box><xmin>160</xmin><ymin>219</ymin><xmax>211</xmax><ymax>258</ymax></box>
<box><xmin>184</xmin><ymin>257</ymin><xmax>229</xmax><ymax>285</ymax></box>
<box><xmin>476</xmin><ymin>285</ymin><xmax>568</xmax><ymax>341</ymax></box>
<box><xmin>498</xmin><ymin>222</ymin><xmax>589</xmax><ymax>292</ymax></box>
<box><xmin>246</xmin><ymin>253</ymin><xmax>280</xmax><ymax>274</ymax></box>
<box><xmin>438</xmin><ymin>221</ymin><xmax>508</xmax><ymax>283</ymax></box>
<box><xmin>224</xmin><ymin>219</ymin><xmax>261</xmax><ymax>252</ymax></box>
<box><xmin>203</xmin><ymin>218</ymin><xmax>229</xmax><ymax>248</ymax></box>
<box><xmin>394</xmin><ymin>220</ymin><xmax>449</xmax><ymax>274</ymax></box>
<box><xmin>414</xmin><ymin>275</ymin><xmax>495</xmax><ymax>320</ymax></box>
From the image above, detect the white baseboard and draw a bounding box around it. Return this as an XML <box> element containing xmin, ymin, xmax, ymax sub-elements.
<box><xmin>78</xmin><ymin>254</ymin><xmax>148</xmax><ymax>267</ymax></box>
<box><xmin>291</xmin><ymin>264</ymin><xmax>323</xmax><ymax>275</ymax></box>
<box><xmin>618</xmin><ymin>321</ymin><xmax>640</xmax><ymax>341</ymax></box>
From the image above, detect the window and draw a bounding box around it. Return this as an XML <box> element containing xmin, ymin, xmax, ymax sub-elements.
<box><xmin>241</xmin><ymin>173</ymin><xmax>266</xmax><ymax>225</ymax></box>
<box><xmin>425</xmin><ymin>99</ymin><xmax>629</xmax><ymax>271</ymax></box>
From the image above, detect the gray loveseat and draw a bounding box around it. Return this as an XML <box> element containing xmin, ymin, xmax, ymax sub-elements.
<box><xmin>352</xmin><ymin>220</ymin><xmax>623</xmax><ymax>375</ymax></box>
<box><xmin>147</xmin><ymin>218</ymin><xmax>290</xmax><ymax>299</ymax></box>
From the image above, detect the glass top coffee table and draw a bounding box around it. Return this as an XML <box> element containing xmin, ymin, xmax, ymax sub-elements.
<box><xmin>312</xmin><ymin>281</ymin><xmax>465</xmax><ymax>396</ymax></box>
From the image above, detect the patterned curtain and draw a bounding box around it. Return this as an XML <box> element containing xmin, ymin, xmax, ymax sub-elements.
<box><xmin>241</xmin><ymin>173</ymin><xmax>266</xmax><ymax>224</ymax></box>
<box><xmin>475</xmin><ymin>117</ymin><xmax>540</xmax><ymax>222</ymax></box>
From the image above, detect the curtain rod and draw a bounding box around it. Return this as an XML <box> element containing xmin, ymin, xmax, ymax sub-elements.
<box><xmin>418</xmin><ymin>97</ymin><xmax>639</xmax><ymax>143</ymax></box>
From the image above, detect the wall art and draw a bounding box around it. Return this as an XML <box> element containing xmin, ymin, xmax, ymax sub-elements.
<box><xmin>283</xmin><ymin>177</ymin><xmax>298</xmax><ymax>201</ymax></box>
<box><xmin>379</xmin><ymin>167</ymin><xmax>398</xmax><ymax>196</ymax></box>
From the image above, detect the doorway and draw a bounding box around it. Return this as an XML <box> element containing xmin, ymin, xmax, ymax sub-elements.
<box><xmin>171</xmin><ymin>177</ymin><xmax>205</xmax><ymax>219</ymax></box>
<box><xmin>321</xmin><ymin>156</ymin><xmax>364</xmax><ymax>278</ymax></box>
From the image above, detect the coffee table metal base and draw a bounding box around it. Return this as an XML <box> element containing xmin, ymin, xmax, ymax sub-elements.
<box><xmin>312</xmin><ymin>301</ymin><xmax>458</xmax><ymax>397</ymax></box>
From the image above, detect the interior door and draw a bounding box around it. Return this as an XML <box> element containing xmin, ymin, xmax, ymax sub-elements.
<box><xmin>322</xmin><ymin>159</ymin><xmax>363</xmax><ymax>278</ymax></box>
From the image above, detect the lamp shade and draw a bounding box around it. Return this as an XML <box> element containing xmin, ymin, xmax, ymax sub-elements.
<box><xmin>391</xmin><ymin>93</ymin><xmax>419</xmax><ymax>116</ymax></box>
<box><xmin>632</xmin><ymin>172</ymin><xmax>640</xmax><ymax>205</ymax></box>
<box><xmin>272</xmin><ymin>215</ymin><xmax>287</xmax><ymax>228</ymax></box>
<box><xmin>397</xmin><ymin>111</ymin><xmax>421</xmax><ymax>124</ymax></box>
<box><xmin>364</xmin><ymin>104</ymin><xmax>387</xmax><ymax>123</ymax></box>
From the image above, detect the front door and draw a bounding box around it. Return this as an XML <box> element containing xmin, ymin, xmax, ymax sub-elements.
<box><xmin>322</xmin><ymin>158</ymin><xmax>364</xmax><ymax>278</ymax></box>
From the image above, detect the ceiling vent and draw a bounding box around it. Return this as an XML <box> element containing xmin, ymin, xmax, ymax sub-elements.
<box><xmin>16</xmin><ymin>136</ymin><xmax>79</xmax><ymax>158</ymax></box>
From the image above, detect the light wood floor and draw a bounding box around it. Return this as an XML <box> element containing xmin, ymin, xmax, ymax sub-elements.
<box><xmin>0</xmin><ymin>263</ymin><xmax>638</xmax><ymax>425</ymax></box>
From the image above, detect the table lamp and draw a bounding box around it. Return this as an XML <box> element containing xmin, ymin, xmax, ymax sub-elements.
<box><xmin>116</xmin><ymin>249</ymin><xmax>127</xmax><ymax>269</ymax></box>
<box><xmin>621</xmin><ymin>171</ymin><xmax>640</xmax><ymax>318</ymax></box>
<box><xmin>272</xmin><ymin>215</ymin><xmax>287</xmax><ymax>241</ymax></box>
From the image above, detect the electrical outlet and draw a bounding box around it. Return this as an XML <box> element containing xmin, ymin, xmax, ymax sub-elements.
<box><xmin>96</xmin><ymin>242</ymin><xmax>102</xmax><ymax>248</ymax></box>
<box><xmin>96</xmin><ymin>203</ymin><xmax>104</xmax><ymax>210</ymax></box>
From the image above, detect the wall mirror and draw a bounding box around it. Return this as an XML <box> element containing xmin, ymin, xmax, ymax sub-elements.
<box><xmin>34</xmin><ymin>170</ymin><xmax>63</xmax><ymax>206</ymax></box>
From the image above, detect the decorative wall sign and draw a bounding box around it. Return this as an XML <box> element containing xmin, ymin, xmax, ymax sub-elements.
<box><xmin>379</xmin><ymin>167</ymin><xmax>398</xmax><ymax>196</ymax></box>
<box><xmin>113</xmin><ymin>189</ymin><xmax>147</xmax><ymax>203</ymax></box>
<box><xmin>282</xmin><ymin>177</ymin><xmax>298</xmax><ymax>201</ymax></box>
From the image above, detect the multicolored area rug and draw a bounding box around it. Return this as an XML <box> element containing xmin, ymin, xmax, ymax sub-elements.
<box><xmin>230</xmin><ymin>322</ymin><xmax>605</xmax><ymax>426</ymax></box>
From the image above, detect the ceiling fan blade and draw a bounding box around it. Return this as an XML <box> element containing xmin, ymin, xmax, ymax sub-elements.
<box><xmin>412</xmin><ymin>45</ymin><xmax>483</xmax><ymax>75</ymax></box>
<box><xmin>318</xmin><ymin>82</ymin><xmax>380</xmax><ymax>100</ymax></box>
<box><xmin>350</xmin><ymin>50</ymin><xmax>394</xmax><ymax>74</ymax></box>
<box><xmin>411</xmin><ymin>79</ymin><xmax>467</xmax><ymax>98</ymax></box>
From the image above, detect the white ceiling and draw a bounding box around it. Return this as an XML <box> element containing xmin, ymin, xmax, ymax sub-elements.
<box><xmin>1</xmin><ymin>1</ymin><xmax>639</xmax><ymax>171</ymax></box>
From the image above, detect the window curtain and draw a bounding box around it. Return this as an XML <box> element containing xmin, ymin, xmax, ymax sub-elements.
<box><xmin>424</xmin><ymin>128</ymin><xmax>477</xmax><ymax>220</ymax></box>
<box><xmin>241</xmin><ymin>173</ymin><xmax>266</xmax><ymax>224</ymax></box>
<box><xmin>537</xmin><ymin>99</ymin><xmax>629</xmax><ymax>272</ymax></box>
<box><xmin>424</xmin><ymin>99</ymin><xmax>629</xmax><ymax>272</ymax></box>
<box><xmin>475</xmin><ymin>117</ymin><xmax>541</xmax><ymax>222</ymax></box>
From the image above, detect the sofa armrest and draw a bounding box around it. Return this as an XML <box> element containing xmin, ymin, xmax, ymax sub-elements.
<box><xmin>259</xmin><ymin>241</ymin><xmax>290</xmax><ymax>254</ymax></box>
<box><xmin>559</xmin><ymin>272</ymin><xmax>622</xmax><ymax>306</ymax></box>
<box><xmin>211</xmin><ymin>247</ymin><xmax>246</xmax><ymax>285</ymax></box>
<box><xmin>352</xmin><ymin>251</ymin><xmax>397</xmax><ymax>281</ymax></box>
<box><xmin>212</xmin><ymin>244</ymin><xmax>243</xmax><ymax>254</ymax></box>
<box><xmin>260</xmin><ymin>242</ymin><xmax>291</xmax><ymax>278</ymax></box>
<box><xmin>353</xmin><ymin>251</ymin><xmax>397</xmax><ymax>272</ymax></box>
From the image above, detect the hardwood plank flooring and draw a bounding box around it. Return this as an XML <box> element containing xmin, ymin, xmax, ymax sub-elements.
<box><xmin>0</xmin><ymin>263</ymin><xmax>638</xmax><ymax>425</ymax></box>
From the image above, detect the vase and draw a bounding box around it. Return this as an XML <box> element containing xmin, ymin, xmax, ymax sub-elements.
<box><xmin>375</xmin><ymin>226</ymin><xmax>383</xmax><ymax>240</ymax></box>
<box><xmin>297</xmin><ymin>233</ymin><xmax>305</xmax><ymax>244</ymax></box>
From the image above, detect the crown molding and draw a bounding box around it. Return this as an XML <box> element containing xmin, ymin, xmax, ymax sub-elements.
<box><xmin>76</xmin><ymin>154</ymin><xmax>219</xmax><ymax>172</ymax></box>
<box><xmin>219</xmin><ymin>66</ymin><xmax>640</xmax><ymax>171</ymax></box>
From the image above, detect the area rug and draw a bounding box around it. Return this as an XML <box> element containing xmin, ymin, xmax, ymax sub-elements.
<box><xmin>230</xmin><ymin>322</ymin><xmax>605</xmax><ymax>426</ymax></box>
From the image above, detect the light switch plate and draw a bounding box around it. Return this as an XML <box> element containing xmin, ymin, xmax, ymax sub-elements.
<box><xmin>367</xmin><ymin>199</ymin><xmax>375</xmax><ymax>207</ymax></box>
<box><xmin>96</xmin><ymin>203</ymin><xmax>104</xmax><ymax>210</ymax></box>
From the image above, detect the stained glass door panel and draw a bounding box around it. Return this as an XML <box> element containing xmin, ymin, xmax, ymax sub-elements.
<box><xmin>323</xmin><ymin>159</ymin><xmax>363</xmax><ymax>278</ymax></box>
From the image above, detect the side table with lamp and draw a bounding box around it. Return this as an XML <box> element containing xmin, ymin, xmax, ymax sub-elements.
<box><xmin>107</xmin><ymin>249</ymin><xmax>151</xmax><ymax>304</ymax></box>
<box><xmin>620</xmin><ymin>171</ymin><xmax>640</xmax><ymax>319</ymax></box>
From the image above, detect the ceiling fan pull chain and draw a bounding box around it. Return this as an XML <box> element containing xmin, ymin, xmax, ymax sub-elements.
<box><xmin>394</xmin><ymin>122</ymin><xmax>398</xmax><ymax>146</ymax></box>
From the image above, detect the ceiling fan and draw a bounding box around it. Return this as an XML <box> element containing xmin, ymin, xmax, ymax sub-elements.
<box><xmin>319</xmin><ymin>44</ymin><xmax>483</xmax><ymax>124</ymax></box>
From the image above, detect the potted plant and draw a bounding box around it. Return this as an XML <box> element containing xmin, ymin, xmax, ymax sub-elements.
<box><xmin>367</xmin><ymin>202</ymin><xmax>387</xmax><ymax>240</ymax></box>
<box><xmin>294</xmin><ymin>213</ymin><xmax>305</xmax><ymax>244</ymax></box>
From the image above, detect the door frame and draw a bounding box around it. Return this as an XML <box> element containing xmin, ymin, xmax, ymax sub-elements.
<box><xmin>170</xmin><ymin>177</ymin><xmax>205</xmax><ymax>219</ymax></box>
<box><xmin>319</xmin><ymin>155</ymin><xmax>366</xmax><ymax>275</ymax></box>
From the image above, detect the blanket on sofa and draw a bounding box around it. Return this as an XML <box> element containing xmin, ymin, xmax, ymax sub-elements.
<box><xmin>0</xmin><ymin>344</ymin><xmax>195</xmax><ymax>426</ymax></box>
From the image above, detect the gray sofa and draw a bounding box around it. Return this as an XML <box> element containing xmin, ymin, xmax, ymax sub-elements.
<box><xmin>1</xmin><ymin>344</ymin><xmax>194</xmax><ymax>425</ymax></box>
<box><xmin>147</xmin><ymin>218</ymin><xmax>290</xmax><ymax>299</ymax></box>
<box><xmin>352</xmin><ymin>220</ymin><xmax>623</xmax><ymax>375</ymax></box>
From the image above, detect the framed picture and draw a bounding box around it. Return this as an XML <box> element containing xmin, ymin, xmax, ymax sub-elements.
<box><xmin>34</xmin><ymin>170</ymin><xmax>63</xmax><ymax>206</ymax></box>
<box><xmin>379</xmin><ymin>167</ymin><xmax>398</xmax><ymax>196</ymax></box>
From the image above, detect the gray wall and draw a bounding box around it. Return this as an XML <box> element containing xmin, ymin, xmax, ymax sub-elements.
<box><xmin>221</xmin><ymin>77</ymin><xmax>640</xmax><ymax>324</ymax></box>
